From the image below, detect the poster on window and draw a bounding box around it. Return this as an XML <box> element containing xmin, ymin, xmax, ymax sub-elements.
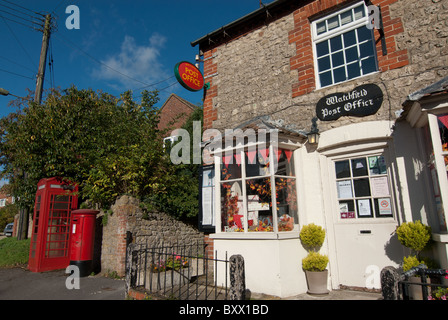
<box><xmin>371</xmin><ymin>176</ymin><xmax>390</xmax><ymax>197</ymax></box>
<box><xmin>247</xmin><ymin>195</ymin><xmax>270</xmax><ymax>211</ymax></box>
<box><xmin>337</xmin><ymin>180</ymin><xmax>353</xmax><ymax>199</ymax></box>
<box><xmin>339</xmin><ymin>202</ymin><xmax>355</xmax><ymax>219</ymax></box>
<box><xmin>378</xmin><ymin>198</ymin><xmax>392</xmax><ymax>216</ymax></box>
<box><xmin>357</xmin><ymin>199</ymin><xmax>372</xmax><ymax>217</ymax></box>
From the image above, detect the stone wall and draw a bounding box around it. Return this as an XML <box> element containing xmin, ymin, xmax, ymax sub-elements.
<box><xmin>202</xmin><ymin>0</ymin><xmax>448</xmax><ymax>133</ymax></box>
<box><xmin>100</xmin><ymin>195</ymin><xmax>204</xmax><ymax>277</ymax></box>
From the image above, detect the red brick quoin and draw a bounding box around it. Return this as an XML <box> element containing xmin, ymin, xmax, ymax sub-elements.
<box><xmin>289</xmin><ymin>0</ymin><xmax>408</xmax><ymax>98</ymax></box>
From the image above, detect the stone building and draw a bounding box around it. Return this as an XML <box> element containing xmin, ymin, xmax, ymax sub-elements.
<box><xmin>191</xmin><ymin>0</ymin><xmax>448</xmax><ymax>297</ymax></box>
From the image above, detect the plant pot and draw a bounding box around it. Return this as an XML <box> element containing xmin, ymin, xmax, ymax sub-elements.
<box><xmin>305</xmin><ymin>270</ymin><xmax>329</xmax><ymax>295</ymax></box>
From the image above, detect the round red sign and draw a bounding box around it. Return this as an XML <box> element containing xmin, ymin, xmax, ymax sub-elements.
<box><xmin>174</xmin><ymin>61</ymin><xmax>204</xmax><ymax>92</ymax></box>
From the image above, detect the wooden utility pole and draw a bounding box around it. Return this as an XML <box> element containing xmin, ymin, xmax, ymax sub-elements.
<box><xmin>34</xmin><ymin>13</ymin><xmax>51</xmax><ymax>104</ymax></box>
<box><xmin>17</xmin><ymin>14</ymin><xmax>52</xmax><ymax>240</ymax></box>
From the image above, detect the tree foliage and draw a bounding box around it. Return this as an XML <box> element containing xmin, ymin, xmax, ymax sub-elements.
<box><xmin>0</xmin><ymin>86</ymin><xmax>173</xmax><ymax>209</ymax></box>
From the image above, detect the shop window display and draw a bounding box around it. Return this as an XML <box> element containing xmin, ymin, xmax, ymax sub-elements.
<box><xmin>220</xmin><ymin>147</ymin><xmax>297</xmax><ymax>233</ymax></box>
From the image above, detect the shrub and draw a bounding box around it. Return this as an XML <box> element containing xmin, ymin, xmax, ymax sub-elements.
<box><xmin>402</xmin><ymin>255</ymin><xmax>421</xmax><ymax>272</ymax></box>
<box><xmin>302</xmin><ymin>251</ymin><xmax>329</xmax><ymax>272</ymax></box>
<box><xmin>300</xmin><ymin>223</ymin><xmax>325</xmax><ymax>251</ymax></box>
<box><xmin>396</xmin><ymin>221</ymin><xmax>431</xmax><ymax>256</ymax></box>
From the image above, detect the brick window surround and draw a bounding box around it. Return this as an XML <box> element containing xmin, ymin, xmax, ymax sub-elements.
<box><xmin>289</xmin><ymin>0</ymin><xmax>408</xmax><ymax>98</ymax></box>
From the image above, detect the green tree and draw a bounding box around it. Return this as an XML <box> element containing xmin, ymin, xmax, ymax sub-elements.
<box><xmin>0</xmin><ymin>86</ymin><xmax>171</xmax><ymax>209</ymax></box>
<box><xmin>148</xmin><ymin>106</ymin><xmax>203</xmax><ymax>221</ymax></box>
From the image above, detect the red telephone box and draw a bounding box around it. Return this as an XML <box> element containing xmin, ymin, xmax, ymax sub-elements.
<box><xmin>29</xmin><ymin>177</ymin><xmax>78</xmax><ymax>273</ymax></box>
<box><xmin>69</xmin><ymin>209</ymin><xmax>98</xmax><ymax>277</ymax></box>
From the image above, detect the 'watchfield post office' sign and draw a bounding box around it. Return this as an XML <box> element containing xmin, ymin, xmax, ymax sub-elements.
<box><xmin>316</xmin><ymin>84</ymin><xmax>383</xmax><ymax>121</ymax></box>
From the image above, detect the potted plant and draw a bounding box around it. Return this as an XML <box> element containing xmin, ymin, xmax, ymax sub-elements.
<box><xmin>396</xmin><ymin>220</ymin><xmax>432</xmax><ymax>300</ymax></box>
<box><xmin>300</xmin><ymin>223</ymin><xmax>329</xmax><ymax>295</ymax></box>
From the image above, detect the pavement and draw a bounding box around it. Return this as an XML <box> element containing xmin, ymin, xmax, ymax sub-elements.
<box><xmin>0</xmin><ymin>266</ymin><xmax>383</xmax><ymax>300</ymax></box>
<box><xmin>0</xmin><ymin>267</ymin><xmax>126</xmax><ymax>300</ymax></box>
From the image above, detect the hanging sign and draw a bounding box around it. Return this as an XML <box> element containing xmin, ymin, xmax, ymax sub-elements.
<box><xmin>316</xmin><ymin>84</ymin><xmax>383</xmax><ymax>121</ymax></box>
<box><xmin>174</xmin><ymin>61</ymin><xmax>204</xmax><ymax>92</ymax></box>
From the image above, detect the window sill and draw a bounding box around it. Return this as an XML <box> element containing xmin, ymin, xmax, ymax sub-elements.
<box><xmin>210</xmin><ymin>231</ymin><xmax>300</xmax><ymax>240</ymax></box>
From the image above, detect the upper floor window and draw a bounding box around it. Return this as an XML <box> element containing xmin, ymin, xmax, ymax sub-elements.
<box><xmin>312</xmin><ymin>2</ymin><xmax>378</xmax><ymax>88</ymax></box>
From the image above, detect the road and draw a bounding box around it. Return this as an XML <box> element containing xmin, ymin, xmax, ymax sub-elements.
<box><xmin>0</xmin><ymin>267</ymin><xmax>126</xmax><ymax>300</ymax></box>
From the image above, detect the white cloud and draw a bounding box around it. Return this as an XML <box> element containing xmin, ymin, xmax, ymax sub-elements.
<box><xmin>93</xmin><ymin>33</ymin><xmax>168</xmax><ymax>90</ymax></box>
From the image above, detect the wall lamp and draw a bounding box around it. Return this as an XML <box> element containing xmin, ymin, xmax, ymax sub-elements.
<box><xmin>307</xmin><ymin>117</ymin><xmax>320</xmax><ymax>145</ymax></box>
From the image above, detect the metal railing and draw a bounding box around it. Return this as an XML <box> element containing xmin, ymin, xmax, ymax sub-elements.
<box><xmin>381</xmin><ymin>264</ymin><xmax>448</xmax><ymax>300</ymax></box>
<box><xmin>125</xmin><ymin>240</ymin><xmax>231</xmax><ymax>300</ymax></box>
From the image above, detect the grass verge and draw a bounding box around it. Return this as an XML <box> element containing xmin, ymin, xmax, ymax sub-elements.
<box><xmin>0</xmin><ymin>237</ymin><xmax>30</xmax><ymax>268</ymax></box>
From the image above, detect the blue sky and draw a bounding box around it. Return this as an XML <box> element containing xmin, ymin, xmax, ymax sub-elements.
<box><xmin>0</xmin><ymin>0</ymin><xmax>274</xmax><ymax>187</ymax></box>
<box><xmin>0</xmin><ymin>0</ymin><xmax>274</xmax><ymax>118</ymax></box>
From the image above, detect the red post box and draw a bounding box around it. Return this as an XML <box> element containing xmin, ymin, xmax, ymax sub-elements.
<box><xmin>69</xmin><ymin>209</ymin><xmax>99</xmax><ymax>277</ymax></box>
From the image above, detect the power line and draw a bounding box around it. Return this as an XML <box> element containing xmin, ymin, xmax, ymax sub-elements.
<box><xmin>0</xmin><ymin>67</ymin><xmax>34</xmax><ymax>80</ymax></box>
<box><xmin>0</xmin><ymin>0</ymin><xmax>45</xmax><ymax>17</ymax></box>
<box><xmin>0</xmin><ymin>4</ymin><xmax>44</xmax><ymax>27</ymax></box>
<box><xmin>0</xmin><ymin>14</ymin><xmax>37</xmax><ymax>68</ymax></box>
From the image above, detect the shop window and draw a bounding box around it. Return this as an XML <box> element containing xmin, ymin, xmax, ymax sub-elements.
<box><xmin>220</xmin><ymin>147</ymin><xmax>297</xmax><ymax>233</ymax></box>
<box><xmin>335</xmin><ymin>155</ymin><xmax>393</xmax><ymax>219</ymax></box>
<box><xmin>312</xmin><ymin>2</ymin><xmax>378</xmax><ymax>88</ymax></box>
<box><xmin>437</xmin><ymin>114</ymin><xmax>448</xmax><ymax>172</ymax></box>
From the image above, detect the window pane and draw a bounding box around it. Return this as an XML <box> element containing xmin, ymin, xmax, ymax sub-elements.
<box><xmin>335</xmin><ymin>160</ymin><xmax>350</xmax><ymax>178</ymax></box>
<box><xmin>343</xmin><ymin>30</ymin><xmax>357</xmax><ymax>47</ymax></box>
<box><xmin>221</xmin><ymin>181</ymin><xmax>244</xmax><ymax>232</ymax></box>
<box><xmin>330</xmin><ymin>35</ymin><xmax>343</xmax><ymax>51</ymax></box>
<box><xmin>316</xmin><ymin>21</ymin><xmax>327</xmax><ymax>35</ymax></box>
<box><xmin>275</xmin><ymin>149</ymin><xmax>295</xmax><ymax>176</ymax></box>
<box><xmin>361</xmin><ymin>56</ymin><xmax>377</xmax><ymax>74</ymax></box>
<box><xmin>360</xmin><ymin>41</ymin><xmax>374</xmax><ymax>58</ymax></box>
<box><xmin>374</xmin><ymin>198</ymin><xmax>393</xmax><ymax>217</ymax></box>
<box><xmin>319</xmin><ymin>71</ymin><xmax>333</xmax><ymax>87</ymax></box>
<box><xmin>341</xmin><ymin>10</ymin><xmax>353</xmax><ymax>25</ymax></box>
<box><xmin>318</xmin><ymin>56</ymin><xmax>331</xmax><ymax>72</ymax></box>
<box><xmin>368</xmin><ymin>156</ymin><xmax>387</xmax><ymax>175</ymax></box>
<box><xmin>245</xmin><ymin>148</ymin><xmax>270</xmax><ymax>177</ymax></box>
<box><xmin>339</xmin><ymin>200</ymin><xmax>355</xmax><ymax>219</ymax></box>
<box><xmin>221</xmin><ymin>154</ymin><xmax>242</xmax><ymax>180</ymax></box>
<box><xmin>354</xmin><ymin>5</ymin><xmax>365</xmax><ymax>20</ymax></box>
<box><xmin>276</xmin><ymin>178</ymin><xmax>297</xmax><ymax>232</ymax></box>
<box><xmin>246</xmin><ymin>177</ymin><xmax>273</xmax><ymax>232</ymax></box>
<box><xmin>437</xmin><ymin>114</ymin><xmax>448</xmax><ymax>147</ymax></box>
<box><xmin>331</xmin><ymin>51</ymin><xmax>345</xmax><ymax>67</ymax></box>
<box><xmin>357</xmin><ymin>199</ymin><xmax>373</xmax><ymax>217</ymax></box>
<box><xmin>316</xmin><ymin>41</ymin><xmax>329</xmax><ymax>56</ymax></box>
<box><xmin>328</xmin><ymin>16</ymin><xmax>340</xmax><ymax>31</ymax></box>
<box><xmin>357</xmin><ymin>26</ymin><xmax>372</xmax><ymax>42</ymax></box>
<box><xmin>354</xmin><ymin>178</ymin><xmax>371</xmax><ymax>197</ymax></box>
<box><xmin>333</xmin><ymin>66</ymin><xmax>346</xmax><ymax>83</ymax></box>
<box><xmin>351</xmin><ymin>158</ymin><xmax>368</xmax><ymax>176</ymax></box>
<box><xmin>347</xmin><ymin>62</ymin><xmax>361</xmax><ymax>79</ymax></box>
<box><xmin>345</xmin><ymin>46</ymin><xmax>358</xmax><ymax>63</ymax></box>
